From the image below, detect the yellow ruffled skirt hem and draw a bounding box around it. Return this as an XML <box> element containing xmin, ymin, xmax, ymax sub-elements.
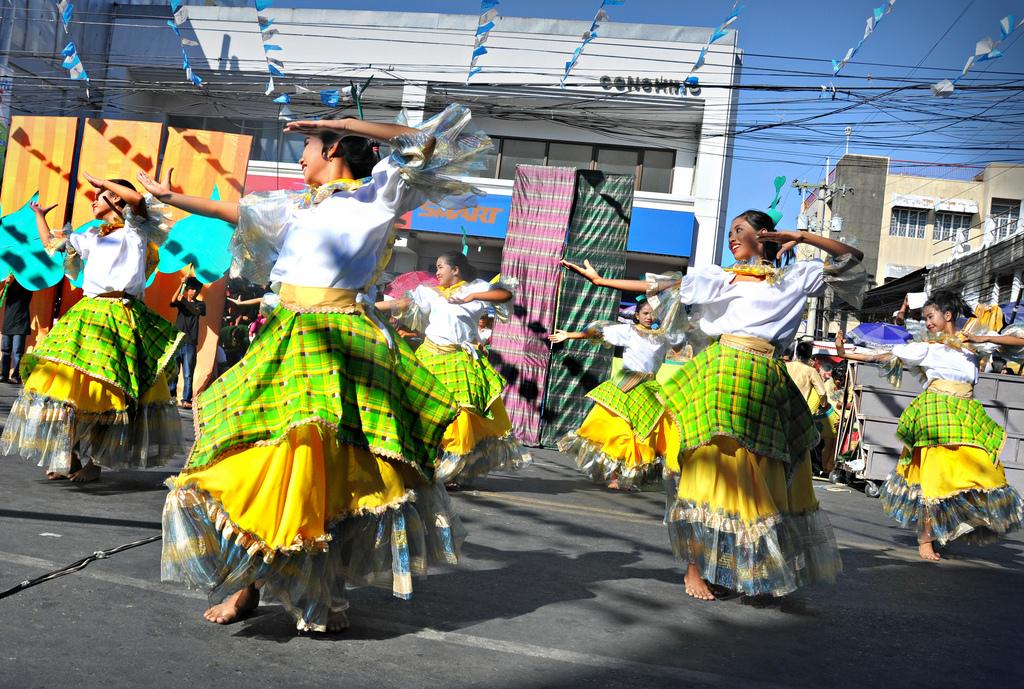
<box><xmin>0</xmin><ymin>360</ymin><xmax>182</xmax><ymax>473</ymax></box>
<box><xmin>434</xmin><ymin>399</ymin><xmax>532</xmax><ymax>483</ymax></box>
<box><xmin>558</xmin><ymin>404</ymin><xmax>679</xmax><ymax>489</ymax></box>
<box><xmin>162</xmin><ymin>423</ymin><xmax>464</xmax><ymax>631</ymax></box>
<box><xmin>664</xmin><ymin>436</ymin><xmax>842</xmax><ymax>596</ymax></box>
<box><xmin>881</xmin><ymin>445</ymin><xmax>1024</xmax><ymax>545</ymax></box>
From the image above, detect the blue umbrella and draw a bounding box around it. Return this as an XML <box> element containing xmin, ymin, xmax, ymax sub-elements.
<box><xmin>1000</xmin><ymin>302</ymin><xmax>1024</xmax><ymax>326</ymax></box>
<box><xmin>848</xmin><ymin>322</ymin><xmax>912</xmax><ymax>347</ymax></box>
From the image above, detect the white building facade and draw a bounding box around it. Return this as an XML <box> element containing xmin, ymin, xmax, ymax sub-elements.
<box><xmin>5</xmin><ymin>3</ymin><xmax>741</xmax><ymax>278</ymax></box>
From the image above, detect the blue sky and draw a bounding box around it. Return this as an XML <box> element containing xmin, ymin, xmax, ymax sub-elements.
<box><xmin>275</xmin><ymin>0</ymin><xmax>1024</xmax><ymax>255</ymax></box>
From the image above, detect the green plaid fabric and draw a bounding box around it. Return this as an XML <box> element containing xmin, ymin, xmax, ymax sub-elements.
<box><xmin>586</xmin><ymin>375</ymin><xmax>668</xmax><ymax>440</ymax></box>
<box><xmin>186</xmin><ymin>307</ymin><xmax>459</xmax><ymax>476</ymax></box>
<box><xmin>662</xmin><ymin>341</ymin><xmax>819</xmax><ymax>464</ymax></box>
<box><xmin>897</xmin><ymin>391</ymin><xmax>1004</xmax><ymax>460</ymax></box>
<box><xmin>416</xmin><ymin>343</ymin><xmax>505</xmax><ymax>418</ymax></box>
<box><xmin>23</xmin><ymin>297</ymin><xmax>182</xmax><ymax>399</ymax></box>
<box><xmin>541</xmin><ymin>171</ymin><xmax>633</xmax><ymax>446</ymax></box>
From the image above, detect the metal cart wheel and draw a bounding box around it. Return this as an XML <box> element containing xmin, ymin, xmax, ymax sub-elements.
<box><xmin>863</xmin><ymin>480</ymin><xmax>881</xmax><ymax>499</ymax></box>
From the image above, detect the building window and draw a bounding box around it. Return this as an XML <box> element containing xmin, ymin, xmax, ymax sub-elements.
<box><xmin>596</xmin><ymin>147</ymin><xmax>640</xmax><ymax>178</ymax></box>
<box><xmin>546</xmin><ymin>142</ymin><xmax>593</xmax><ymax>169</ymax></box>
<box><xmin>491</xmin><ymin>138</ymin><xmax>674</xmax><ymax>192</ymax></box>
<box><xmin>498</xmin><ymin>139</ymin><xmax>547</xmax><ymax>179</ymax></box>
<box><xmin>934</xmin><ymin>211</ymin><xmax>971</xmax><ymax>242</ymax></box>
<box><xmin>640</xmin><ymin>149</ymin><xmax>675</xmax><ymax>193</ymax></box>
<box><xmin>992</xmin><ymin>198</ymin><xmax>1022</xmax><ymax>243</ymax></box>
<box><xmin>889</xmin><ymin>207</ymin><xmax>928</xmax><ymax>239</ymax></box>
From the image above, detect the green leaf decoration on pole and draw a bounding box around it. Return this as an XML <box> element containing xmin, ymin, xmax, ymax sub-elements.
<box><xmin>767</xmin><ymin>175</ymin><xmax>786</xmax><ymax>226</ymax></box>
<box><xmin>0</xmin><ymin>194</ymin><xmax>66</xmax><ymax>289</ymax></box>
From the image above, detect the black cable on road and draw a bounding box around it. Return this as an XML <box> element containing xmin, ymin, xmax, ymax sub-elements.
<box><xmin>0</xmin><ymin>534</ymin><xmax>162</xmax><ymax>601</ymax></box>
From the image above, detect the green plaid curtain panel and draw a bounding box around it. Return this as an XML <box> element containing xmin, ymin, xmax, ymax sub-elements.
<box><xmin>541</xmin><ymin>171</ymin><xmax>634</xmax><ymax>446</ymax></box>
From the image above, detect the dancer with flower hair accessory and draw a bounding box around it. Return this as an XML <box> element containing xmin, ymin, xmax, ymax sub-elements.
<box><xmin>836</xmin><ymin>291</ymin><xmax>1024</xmax><ymax>561</ymax></box>
<box><xmin>1</xmin><ymin>174</ymin><xmax>182</xmax><ymax>483</ymax></box>
<box><xmin>549</xmin><ymin>299</ymin><xmax>684</xmax><ymax>491</ymax></box>
<box><xmin>563</xmin><ymin>209</ymin><xmax>867</xmax><ymax>601</ymax></box>
<box><xmin>141</xmin><ymin>104</ymin><xmax>492</xmax><ymax>632</ymax></box>
<box><xmin>377</xmin><ymin>251</ymin><xmax>531</xmax><ymax>486</ymax></box>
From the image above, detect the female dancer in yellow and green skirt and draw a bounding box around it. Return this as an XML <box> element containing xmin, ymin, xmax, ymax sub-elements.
<box><xmin>1</xmin><ymin>175</ymin><xmax>182</xmax><ymax>482</ymax></box>
<box><xmin>549</xmin><ymin>299</ymin><xmax>683</xmax><ymax>491</ymax></box>
<box><xmin>563</xmin><ymin>209</ymin><xmax>866</xmax><ymax>600</ymax></box>
<box><xmin>377</xmin><ymin>251</ymin><xmax>530</xmax><ymax>485</ymax></box>
<box><xmin>139</xmin><ymin>105</ymin><xmax>491</xmax><ymax>632</ymax></box>
<box><xmin>837</xmin><ymin>291</ymin><xmax>1023</xmax><ymax>561</ymax></box>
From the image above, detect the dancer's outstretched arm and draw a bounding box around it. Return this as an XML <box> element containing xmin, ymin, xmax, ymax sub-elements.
<box><xmin>375</xmin><ymin>296</ymin><xmax>411</xmax><ymax>312</ymax></box>
<box><xmin>30</xmin><ymin>201</ymin><xmax>60</xmax><ymax>246</ymax></box>
<box><xmin>448</xmin><ymin>288</ymin><xmax>512</xmax><ymax>305</ymax></box>
<box><xmin>136</xmin><ymin>169</ymin><xmax>239</xmax><ymax>223</ymax></box>
<box><xmin>81</xmin><ymin>172</ymin><xmax>147</xmax><ymax>218</ymax></box>
<box><xmin>834</xmin><ymin>331</ymin><xmax>888</xmax><ymax>363</ymax></box>
<box><xmin>756</xmin><ymin>229</ymin><xmax>864</xmax><ymax>263</ymax></box>
<box><xmin>548</xmin><ymin>329</ymin><xmax>590</xmax><ymax>344</ymax></box>
<box><xmin>561</xmin><ymin>259</ymin><xmax>679</xmax><ymax>293</ymax></box>
<box><xmin>284</xmin><ymin>117</ymin><xmax>435</xmax><ymax>157</ymax></box>
<box><xmin>966</xmin><ymin>332</ymin><xmax>1024</xmax><ymax>346</ymax></box>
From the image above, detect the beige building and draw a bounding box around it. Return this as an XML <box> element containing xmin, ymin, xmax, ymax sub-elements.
<box><xmin>795</xmin><ymin>157</ymin><xmax>1023</xmax><ymax>335</ymax></box>
<box><xmin>802</xmin><ymin>156</ymin><xmax>1023</xmax><ymax>286</ymax></box>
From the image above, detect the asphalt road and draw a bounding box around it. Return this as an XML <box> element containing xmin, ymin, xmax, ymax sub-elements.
<box><xmin>0</xmin><ymin>381</ymin><xmax>1021</xmax><ymax>689</ymax></box>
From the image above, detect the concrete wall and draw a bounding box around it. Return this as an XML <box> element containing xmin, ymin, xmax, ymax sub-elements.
<box><xmin>830</xmin><ymin>155</ymin><xmax>889</xmax><ymax>284</ymax></box>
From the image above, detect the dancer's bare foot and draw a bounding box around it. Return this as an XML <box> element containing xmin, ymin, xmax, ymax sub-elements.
<box><xmin>327</xmin><ymin>610</ymin><xmax>349</xmax><ymax>632</ymax></box>
<box><xmin>684</xmin><ymin>564</ymin><xmax>715</xmax><ymax>601</ymax></box>
<box><xmin>203</xmin><ymin>585</ymin><xmax>259</xmax><ymax>625</ymax></box>
<box><xmin>69</xmin><ymin>461</ymin><xmax>101</xmax><ymax>482</ymax></box>
<box><xmin>48</xmin><ymin>455</ymin><xmax>82</xmax><ymax>480</ymax></box>
<box><xmin>918</xmin><ymin>542</ymin><xmax>941</xmax><ymax>561</ymax></box>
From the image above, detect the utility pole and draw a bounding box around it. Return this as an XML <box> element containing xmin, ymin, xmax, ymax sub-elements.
<box><xmin>793</xmin><ymin>165</ymin><xmax>854</xmax><ymax>339</ymax></box>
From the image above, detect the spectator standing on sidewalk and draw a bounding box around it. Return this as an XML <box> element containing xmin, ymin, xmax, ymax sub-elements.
<box><xmin>170</xmin><ymin>276</ymin><xmax>205</xmax><ymax>408</ymax></box>
<box><xmin>0</xmin><ymin>276</ymin><xmax>32</xmax><ymax>384</ymax></box>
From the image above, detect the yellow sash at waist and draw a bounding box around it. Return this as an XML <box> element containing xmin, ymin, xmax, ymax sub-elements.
<box><xmin>719</xmin><ymin>333</ymin><xmax>776</xmax><ymax>358</ymax></box>
<box><xmin>279</xmin><ymin>284</ymin><xmax>360</xmax><ymax>313</ymax></box>
<box><xmin>927</xmin><ymin>379</ymin><xmax>974</xmax><ymax>399</ymax></box>
<box><xmin>421</xmin><ymin>338</ymin><xmax>462</xmax><ymax>355</ymax></box>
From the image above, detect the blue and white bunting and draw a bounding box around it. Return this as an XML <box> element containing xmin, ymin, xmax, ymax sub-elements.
<box><xmin>832</xmin><ymin>0</ymin><xmax>896</xmax><ymax>76</ymax></box>
<box><xmin>690</xmin><ymin>2</ymin><xmax>742</xmax><ymax>74</ymax></box>
<box><xmin>561</xmin><ymin>0</ymin><xmax>625</xmax><ymax>88</ymax></box>
<box><xmin>54</xmin><ymin>2</ymin><xmax>89</xmax><ymax>94</ymax></box>
<box><xmin>255</xmin><ymin>0</ymin><xmax>285</xmax><ymax>96</ymax></box>
<box><xmin>56</xmin><ymin>0</ymin><xmax>73</xmax><ymax>31</ymax></box>
<box><xmin>466</xmin><ymin>0</ymin><xmax>500</xmax><ymax>83</ymax></box>
<box><xmin>932</xmin><ymin>15</ymin><xmax>1023</xmax><ymax>97</ymax></box>
<box><xmin>167</xmin><ymin>2</ymin><xmax>203</xmax><ymax>87</ymax></box>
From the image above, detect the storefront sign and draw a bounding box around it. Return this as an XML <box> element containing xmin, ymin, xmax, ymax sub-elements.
<box><xmin>600</xmin><ymin>75</ymin><xmax>698</xmax><ymax>96</ymax></box>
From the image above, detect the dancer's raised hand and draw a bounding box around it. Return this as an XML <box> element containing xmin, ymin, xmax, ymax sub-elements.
<box><xmin>561</xmin><ymin>259</ymin><xmax>602</xmax><ymax>283</ymax></box>
<box><xmin>548</xmin><ymin>329</ymin><xmax>571</xmax><ymax>344</ymax></box>
<box><xmin>136</xmin><ymin>169</ymin><xmax>175</xmax><ymax>201</ymax></box>
<box><xmin>757</xmin><ymin>229</ymin><xmax>803</xmax><ymax>259</ymax></box>
<box><xmin>834</xmin><ymin>331</ymin><xmax>847</xmax><ymax>356</ymax></box>
<box><xmin>82</xmin><ymin>171</ymin><xmax>106</xmax><ymax>189</ymax></box>
<box><xmin>29</xmin><ymin>201</ymin><xmax>58</xmax><ymax>217</ymax></box>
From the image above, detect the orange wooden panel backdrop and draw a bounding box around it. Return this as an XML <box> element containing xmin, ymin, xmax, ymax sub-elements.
<box><xmin>59</xmin><ymin>118</ymin><xmax>164</xmax><ymax>314</ymax></box>
<box><xmin>1</xmin><ymin>116</ymin><xmax>79</xmax><ymax>345</ymax></box>
<box><xmin>158</xmin><ymin>127</ymin><xmax>252</xmax><ymax>396</ymax></box>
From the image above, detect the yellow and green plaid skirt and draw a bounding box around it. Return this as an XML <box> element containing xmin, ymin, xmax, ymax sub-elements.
<box><xmin>1</xmin><ymin>296</ymin><xmax>183</xmax><ymax>473</ymax></box>
<box><xmin>896</xmin><ymin>391</ymin><xmax>1005</xmax><ymax>462</ymax></box>
<box><xmin>22</xmin><ymin>296</ymin><xmax>181</xmax><ymax>398</ymax></box>
<box><xmin>187</xmin><ymin>307</ymin><xmax>459</xmax><ymax>475</ymax></box>
<box><xmin>586</xmin><ymin>373</ymin><xmax>667</xmax><ymax>440</ymax></box>
<box><xmin>415</xmin><ymin>340</ymin><xmax>505</xmax><ymax>417</ymax></box>
<box><xmin>661</xmin><ymin>340</ymin><xmax>819</xmax><ymax>467</ymax></box>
